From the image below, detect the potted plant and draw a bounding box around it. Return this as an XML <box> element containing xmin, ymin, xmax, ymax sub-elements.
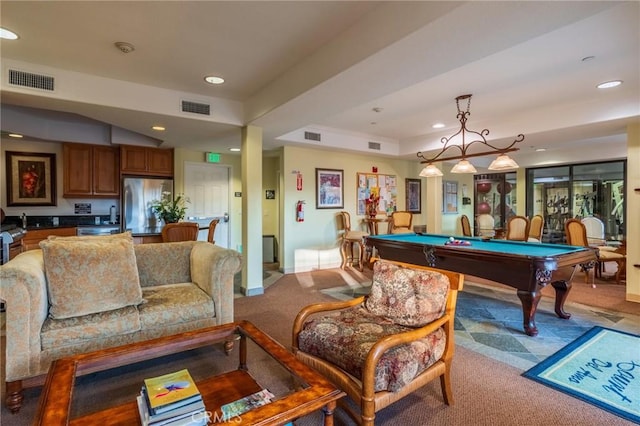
<box><xmin>150</xmin><ymin>192</ymin><xmax>189</xmax><ymax>224</ymax></box>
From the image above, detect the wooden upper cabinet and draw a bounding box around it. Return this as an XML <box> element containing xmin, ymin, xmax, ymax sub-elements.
<box><xmin>63</xmin><ymin>144</ymin><xmax>119</xmax><ymax>198</ymax></box>
<box><xmin>120</xmin><ymin>145</ymin><xmax>173</xmax><ymax>177</ymax></box>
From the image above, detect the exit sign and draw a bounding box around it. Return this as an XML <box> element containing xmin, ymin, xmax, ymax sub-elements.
<box><xmin>206</xmin><ymin>152</ymin><xmax>220</xmax><ymax>163</ymax></box>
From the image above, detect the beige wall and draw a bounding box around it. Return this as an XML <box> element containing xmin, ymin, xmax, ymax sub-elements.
<box><xmin>626</xmin><ymin>122</ymin><xmax>639</xmax><ymax>302</ymax></box>
<box><xmin>280</xmin><ymin>145</ymin><xmax>424</xmax><ymax>272</ymax></box>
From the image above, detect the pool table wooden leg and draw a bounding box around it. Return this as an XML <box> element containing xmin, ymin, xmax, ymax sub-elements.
<box><xmin>516</xmin><ymin>289</ymin><xmax>541</xmax><ymax>336</ymax></box>
<box><xmin>550</xmin><ymin>279</ymin><xmax>572</xmax><ymax>319</ymax></box>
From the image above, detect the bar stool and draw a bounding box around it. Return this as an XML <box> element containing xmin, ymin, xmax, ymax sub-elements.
<box><xmin>338</xmin><ymin>211</ymin><xmax>369</xmax><ymax>271</ymax></box>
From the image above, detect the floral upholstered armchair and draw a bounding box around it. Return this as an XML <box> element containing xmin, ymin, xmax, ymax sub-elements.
<box><xmin>292</xmin><ymin>259</ymin><xmax>464</xmax><ymax>425</ymax></box>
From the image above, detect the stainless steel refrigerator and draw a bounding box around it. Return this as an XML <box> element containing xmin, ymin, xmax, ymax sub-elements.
<box><xmin>122</xmin><ymin>177</ymin><xmax>174</xmax><ymax>235</ymax></box>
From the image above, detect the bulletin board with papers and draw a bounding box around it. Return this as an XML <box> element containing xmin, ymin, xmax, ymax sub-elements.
<box><xmin>356</xmin><ymin>172</ymin><xmax>397</xmax><ymax>215</ymax></box>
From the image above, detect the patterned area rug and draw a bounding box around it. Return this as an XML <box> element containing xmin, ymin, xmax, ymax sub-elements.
<box><xmin>523</xmin><ymin>326</ymin><xmax>640</xmax><ymax>423</ymax></box>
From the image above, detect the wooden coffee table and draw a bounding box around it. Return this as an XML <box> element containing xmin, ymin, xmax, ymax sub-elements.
<box><xmin>34</xmin><ymin>320</ymin><xmax>344</xmax><ymax>425</ymax></box>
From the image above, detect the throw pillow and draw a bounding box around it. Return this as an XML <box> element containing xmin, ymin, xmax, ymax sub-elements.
<box><xmin>365</xmin><ymin>260</ymin><xmax>449</xmax><ymax>327</ymax></box>
<box><xmin>40</xmin><ymin>236</ymin><xmax>142</xmax><ymax>319</ymax></box>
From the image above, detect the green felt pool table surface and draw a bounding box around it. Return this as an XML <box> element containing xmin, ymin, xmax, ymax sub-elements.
<box><xmin>371</xmin><ymin>233</ymin><xmax>585</xmax><ymax>257</ymax></box>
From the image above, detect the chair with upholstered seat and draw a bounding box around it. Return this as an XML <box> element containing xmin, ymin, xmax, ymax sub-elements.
<box><xmin>527</xmin><ymin>215</ymin><xmax>544</xmax><ymax>242</ymax></box>
<box><xmin>207</xmin><ymin>219</ymin><xmax>219</xmax><ymax>244</ymax></box>
<box><xmin>565</xmin><ymin>218</ymin><xmax>625</xmax><ymax>286</ymax></box>
<box><xmin>389</xmin><ymin>211</ymin><xmax>413</xmax><ymax>234</ymax></box>
<box><xmin>161</xmin><ymin>222</ymin><xmax>199</xmax><ymax>242</ymax></box>
<box><xmin>506</xmin><ymin>215</ymin><xmax>530</xmax><ymax>241</ymax></box>
<box><xmin>460</xmin><ymin>214</ymin><xmax>472</xmax><ymax>237</ymax></box>
<box><xmin>338</xmin><ymin>211</ymin><xmax>369</xmax><ymax>271</ymax></box>
<box><xmin>475</xmin><ymin>214</ymin><xmax>495</xmax><ymax>238</ymax></box>
<box><xmin>292</xmin><ymin>258</ymin><xmax>464</xmax><ymax>426</ymax></box>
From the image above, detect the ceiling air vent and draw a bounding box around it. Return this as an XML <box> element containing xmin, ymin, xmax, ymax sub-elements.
<box><xmin>304</xmin><ymin>131</ymin><xmax>321</xmax><ymax>142</ymax></box>
<box><xmin>8</xmin><ymin>69</ymin><xmax>55</xmax><ymax>91</ymax></box>
<box><xmin>368</xmin><ymin>142</ymin><xmax>381</xmax><ymax>151</ymax></box>
<box><xmin>181</xmin><ymin>100</ymin><xmax>210</xmax><ymax>115</ymax></box>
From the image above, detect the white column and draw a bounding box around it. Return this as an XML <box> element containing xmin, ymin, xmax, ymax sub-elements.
<box><xmin>626</xmin><ymin>122</ymin><xmax>639</xmax><ymax>303</ymax></box>
<box><xmin>241</xmin><ymin>125</ymin><xmax>264</xmax><ymax>296</ymax></box>
<box><xmin>424</xmin><ymin>169</ymin><xmax>443</xmax><ymax>234</ymax></box>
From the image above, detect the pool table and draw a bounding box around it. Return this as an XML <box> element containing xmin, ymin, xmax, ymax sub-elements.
<box><xmin>366</xmin><ymin>233</ymin><xmax>598</xmax><ymax>336</ymax></box>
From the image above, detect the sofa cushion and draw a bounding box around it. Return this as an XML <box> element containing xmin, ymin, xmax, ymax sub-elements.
<box><xmin>139</xmin><ymin>283</ymin><xmax>215</xmax><ymax>328</ymax></box>
<box><xmin>365</xmin><ymin>260</ymin><xmax>449</xmax><ymax>327</ymax></box>
<box><xmin>298</xmin><ymin>306</ymin><xmax>446</xmax><ymax>392</ymax></box>
<box><xmin>41</xmin><ymin>305</ymin><xmax>141</xmax><ymax>350</ymax></box>
<box><xmin>135</xmin><ymin>241</ymin><xmax>195</xmax><ymax>287</ymax></box>
<box><xmin>40</xmin><ymin>237</ymin><xmax>143</xmax><ymax>319</ymax></box>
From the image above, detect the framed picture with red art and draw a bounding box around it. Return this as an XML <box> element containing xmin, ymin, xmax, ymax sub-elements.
<box><xmin>5</xmin><ymin>151</ymin><xmax>57</xmax><ymax>206</ymax></box>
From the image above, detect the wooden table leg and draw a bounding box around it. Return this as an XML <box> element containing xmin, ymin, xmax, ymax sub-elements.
<box><xmin>323</xmin><ymin>400</ymin><xmax>337</xmax><ymax>426</ymax></box>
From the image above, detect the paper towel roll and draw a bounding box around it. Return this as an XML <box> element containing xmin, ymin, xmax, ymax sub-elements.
<box><xmin>110</xmin><ymin>205</ymin><xmax>116</xmax><ymax>224</ymax></box>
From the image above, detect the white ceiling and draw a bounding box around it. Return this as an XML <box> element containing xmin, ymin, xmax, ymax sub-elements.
<box><xmin>1</xmin><ymin>1</ymin><xmax>638</xmax><ymax>169</ymax></box>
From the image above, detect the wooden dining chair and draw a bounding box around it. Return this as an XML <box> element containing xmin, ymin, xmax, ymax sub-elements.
<box><xmin>475</xmin><ymin>214</ymin><xmax>495</xmax><ymax>238</ymax></box>
<box><xmin>207</xmin><ymin>219</ymin><xmax>220</xmax><ymax>244</ymax></box>
<box><xmin>389</xmin><ymin>211</ymin><xmax>413</xmax><ymax>234</ymax></box>
<box><xmin>161</xmin><ymin>222</ymin><xmax>199</xmax><ymax>242</ymax></box>
<box><xmin>460</xmin><ymin>214</ymin><xmax>472</xmax><ymax>237</ymax></box>
<box><xmin>565</xmin><ymin>218</ymin><xmax>625</xmax><ymax>286</ymax></box>
<box><xmin>506</xmin><ymin>215</ymin><xmax>530</xmax><ymax>241</ymax></box>
<box><xmin>527</xmin><ymin>215</ymin><xmax>544</xmax><ymax>242</ymax></box>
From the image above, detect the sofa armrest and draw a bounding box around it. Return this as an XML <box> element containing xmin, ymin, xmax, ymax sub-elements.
<box><xmin>0</xmin><ymin>250</ymin><xmax>48</xmax><ymax>381</ymax></box>
<box><xmin>190</xmin><ymin>243</ymin><xmax>242</xmax><ymax>325</ymax></box>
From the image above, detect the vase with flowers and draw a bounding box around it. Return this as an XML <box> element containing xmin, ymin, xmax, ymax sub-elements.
<box><xmin>365</xmin><ymin>192</ymin><xmax>380</xmax><ymax>218</ymax></box>
<box><xmin>150</xmin><ymin>192</ymin><xmax>189</xmax><ymax>224</ymax></box>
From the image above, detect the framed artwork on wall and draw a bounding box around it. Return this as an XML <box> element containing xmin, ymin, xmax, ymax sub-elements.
<box><xmin>316</xmin><ymin>168</ymin><xmax>344</xmax><ymax>209</ymax></box>
<box><xmin>5</xmin><ymin>151</ymin><xmax>57</xmax><ymax>206</ymax></box>
<box><xmin>405</xmin><ymin>178</ymin><xmax>421</xmax><ymax>213</ymax></box>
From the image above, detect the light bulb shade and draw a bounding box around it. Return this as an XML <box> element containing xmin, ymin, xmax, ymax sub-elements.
<box><xmin>450</xmin><ymin>160</ymin><xmax>477</xmax><ymax>174</ymax></box>
<box><xmin>488</xmin><ymin>154</ymin><xmax>519</xmax><ymax>170</ymax></box>
<box><xmin>419</xmin><ymin>164</ymin><xmax>443</xmax><ymax>177</ymax></box>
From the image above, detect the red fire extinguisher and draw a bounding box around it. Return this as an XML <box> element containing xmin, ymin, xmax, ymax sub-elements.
<box><xmin>296</xmin><ymin>200</ymin><xmax>305</xmax><ymax>222</ymax></box>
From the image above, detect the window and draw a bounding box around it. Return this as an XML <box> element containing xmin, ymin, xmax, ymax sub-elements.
<box><xmin>526</xmin><ymin>161</ymin><xmax>626</xmax><ymax>243</ymax></box>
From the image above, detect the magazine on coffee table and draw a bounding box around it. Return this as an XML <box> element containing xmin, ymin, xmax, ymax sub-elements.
<box><xmin>220</xmin><ymin>389</ymin><xmax>275</xmax><ymax>418</ymax></box>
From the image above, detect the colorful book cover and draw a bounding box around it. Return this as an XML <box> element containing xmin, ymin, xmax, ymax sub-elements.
<box><xmin>143</xmin><ymin>369</ymin><xmax>201</xmax><ymax>413</ymax></box>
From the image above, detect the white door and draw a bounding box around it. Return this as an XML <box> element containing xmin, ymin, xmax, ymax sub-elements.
<box><xmin>184</xmin><ymin>162</ymin><xmax>230</xmax><ymax>248</ymax></box>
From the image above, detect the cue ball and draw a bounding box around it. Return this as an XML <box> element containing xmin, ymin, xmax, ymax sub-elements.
<box><xmin>449</xmin><ymin>237</ymin><xmax>455</xmax><ymax>241</ymax></box>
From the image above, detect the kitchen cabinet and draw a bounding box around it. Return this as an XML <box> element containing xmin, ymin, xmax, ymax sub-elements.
<box><xmin>132</xmin><ymin>235</ymin><xmax>163</xmax><ymax>244</ymax></box>
<box><xmin>22</xmin><ymin>227</ymin><xmax>77</xmax><ymax>251</ymax></box>
<box><xmin>120</xmin><ymin>145</ymin><xmax>173</xmax><ymax>177</ymax></box>
<box><xmin>63</xmin><ymin>144</ymin><xmax>119</xmax><ymax>198</ymax></box>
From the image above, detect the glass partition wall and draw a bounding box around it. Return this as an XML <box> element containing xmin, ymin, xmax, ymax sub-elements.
<box><xmin>526</xmin><ymin>161</ymin><xmax>626</xmax><ymax>244</ymax></box>
<box><xmin>474</xmin><ymin>172</ymin><xmax>517</xmax><ymax>237</ymax></box>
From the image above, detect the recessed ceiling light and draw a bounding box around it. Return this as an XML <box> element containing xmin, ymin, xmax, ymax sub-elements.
<box><xmin>8</xmin><ymin>133</ymin><xmax>23</xmax><ymax>138</ymax></box>
<box><xmin>151</xmin><ymin>125</ymin><xmax>166</xmax><ymax>131</ymax></box>
<box><xmin>0</xmin><ymin>27</ymin><xmax>19</xmax><ymax>40</ymax></box>
<box><xmin>432</xmin><ymin>123</ymin><xmax>445</xmax><ymax>129</ymax></box>
<box><xmin>535</xmin><ymin>148</ymin><xmax>546</xmax><ymax>152</ymax></box>
<box><xmin>597</xmin><ymin>80</ymin><xmax>622</xmax><ymax>89</ymax></box>
<box><xmin>204</xmin><ymin>76</ymin><xmax>225</xmax><ymax>85</ymax></box>
<box><xmin>229</xmin><ymin>148</ymin><xmax>240</xmax><ymax>152</ymax></box>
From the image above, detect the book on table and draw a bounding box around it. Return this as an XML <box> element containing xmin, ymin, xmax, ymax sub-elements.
<box><xmin>137</xmin><ymin>393</ymin><xmax>206</xmax><ymax>426</ymax></box>
<box><xmin>143</xmin><ymin>369</ymin><xmax>203</xmax><ymax>415</ymax></box>
<box><xmin>138</xmin><ymin>368</ymin><xmax>206</xmax><ymax>426</ymax></box>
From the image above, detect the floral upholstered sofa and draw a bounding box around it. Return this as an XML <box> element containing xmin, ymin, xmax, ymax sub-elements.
<box><xmin>0</xmin><ymin>232</ymin><xmax>241</xmax><ymax>413</ymax></box>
